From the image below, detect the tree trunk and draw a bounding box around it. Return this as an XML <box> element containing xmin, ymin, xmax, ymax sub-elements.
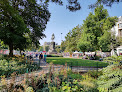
<box><xmin>9</xmin><ymin>43</ymin><xmax>13</xmax><ymax>57</ymax></box>
<box><xmin>83</xmin><ymin>51</ymin><xmax>85</xmax><ymax>55</ymax></box>
<box><xmin>20</xmin><ymin>50</ymin><xmax>22</xmax><ymax>56</ymax></box>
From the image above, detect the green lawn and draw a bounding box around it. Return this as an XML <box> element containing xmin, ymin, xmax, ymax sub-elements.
<box><xmin>47</xmin><ymin>57</ymin><xmax>108</xmax><ymax>67</ymax></box>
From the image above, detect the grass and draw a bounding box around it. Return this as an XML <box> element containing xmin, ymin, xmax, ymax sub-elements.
<box><xmin>47</xmin><ymin>57</ymin><xmax>108</xmax><ymax>67</ymax></box>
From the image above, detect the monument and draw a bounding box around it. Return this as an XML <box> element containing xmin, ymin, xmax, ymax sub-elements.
<box><xmin>48</xmin><ymin>33</ymin><xmax>57</xmax><ymax>54</ymax></box>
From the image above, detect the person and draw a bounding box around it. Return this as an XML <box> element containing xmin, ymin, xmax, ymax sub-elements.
<box><xmin>36</xmin><ymin>53</ymin><xmax>38</xmax><ymax>59</ymax></box>
<box><xmin>39</xmin><ymin>53</ymin><xmax>43</xmax><ymax>65</ymax></box>
<box><xmin>44</xmin><ymin>53</ymin><xmax>47</xmax><ymax>63</ymax></box>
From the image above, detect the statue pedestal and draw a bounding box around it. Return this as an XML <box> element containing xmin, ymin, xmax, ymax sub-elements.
<box><xmin>48</xmin><ymin>42</ymin><xmax>57</xmax><ymax>54</ymax></box>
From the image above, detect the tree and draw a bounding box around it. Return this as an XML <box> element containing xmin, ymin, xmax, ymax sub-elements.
<box><xmin>0</xmin><ymin>0</ymin><xmax>50</xmax><ymax>56</ymax></box>
<box><xmin>0</xmin><ymin>0</ymin><xmax>29</xmax><ymax>56</ymax></box>
<box><xmin>77</xmin><ymin>5</ymin><xmax>118</xmax><ymax>54</ymax></box>
<box><xmin>45</xmin><ymin>46</ymin><xmax>49</xmax><ymax>52</ymax></box>
<box><xmin>0</xmin><ymin>40</ymin><xmax>8</xmax><ymax>49</ymax></box>
<box><xmin>44</xmin><ymin>0</ymin><xmax>122</xmax><ymax>11</ymax></box>
<box><xmin>55</xmin><ymin>45</ymin><xmax>61</xmax><ymax>53</ymax></box>
<box><xmin>60</xmin><ymin>41</ymin><xmax>66</xmax><ymax>52</ymax></box>
<box><xmin>38</xmin><ymin>46</ymin><xmax>44</xmax><ymax>52</ymax></box>
<box><xmin>64</xmin><ymin>25</ymin><xmax>82</xmax><ymax>53</ymax></box>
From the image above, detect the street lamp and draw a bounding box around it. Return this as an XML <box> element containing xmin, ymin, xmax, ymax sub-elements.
<box><xmin>61</xmin><ymin>33</ymin><xmax>62</xmax><ymax>42</ymax></box>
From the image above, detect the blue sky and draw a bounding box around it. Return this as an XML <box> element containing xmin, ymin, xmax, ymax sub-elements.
<box><xmin>39</xmin><ymin>0</ymin><xmax>122</xmax><ymax>45</ymax></box>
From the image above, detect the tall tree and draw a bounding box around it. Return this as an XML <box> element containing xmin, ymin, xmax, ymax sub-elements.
<box><xmin>64</xmin><ymin>25</ymin><xmax>82</xmax><ymax>53</ymax></box>
<box><xmin>0</xmin><ymin>0</ymin><xmax>29</xmax><ymax>56</ymax></box>
<box><xmin>77</xmin><ymin>5</ymin><xmax>118</xmax><ymax>54</ymax></box>
<box><xmin>0</xmin><ymin>0</ymin><xmax>50</xmax><ymax>56</ymax></box>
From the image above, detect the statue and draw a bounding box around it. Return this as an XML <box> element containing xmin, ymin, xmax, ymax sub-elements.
<box><xmin>51</xmin><ymin>33</ymin><xmax>55</xmax><ymax>41</ymax></box>
<box><xmin>48</xmin><ymin>33</ymin><xmax>57</xmax><ymax>54</ymax></box>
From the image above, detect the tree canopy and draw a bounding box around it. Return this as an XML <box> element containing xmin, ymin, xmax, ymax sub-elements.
<box><xmin>0</xmin><ymin>0</ymin><xmax>50</xmax><ymax>56</ymax></box>
<box><xmin>63</xmin><ymin>5</ymin><xmax>118</xmax><ymax>53</ymax></box>
<box><xmin>77</xmin><ymin>5</ymin><xmax>118</xmax><ymax>52</ymax></box>
<box><xmin>62</xmin><ymin>25</ymin><xmax>82</xmax><ymax>53</ymax></box>
<box><xmin>44</xmin><ymin>0</ymin><xmax>122</xmax><ymax>11</ymax></box>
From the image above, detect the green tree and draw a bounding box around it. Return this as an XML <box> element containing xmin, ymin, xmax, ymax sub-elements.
<box><xmin>0</xmin><ymin>0</ymin><xmax>29</xmax><ymax>56</ymax></box>
<box><xmin>0</xmin><ymin>40</ymin><xmax>8</xmax><ymax>49</ymax></box>
<box><xmin>44</xmin><ymin>0</ymin><xmax>122</xmax><ymax>11</ymax></box>
<box><xmin>0</xmin><ymin>0</ymin><xmax>50</xmax><ymax>56</ymax></box>
<box><xmin>77</xmin><ymin>5</ymin><xmax>117</xmax><ymax>54</ymax></box>
<box><xmin>55</xmin><ymin>45</ymin><xmax>61</xmax><ymax>53</ymax></box>
<box><xmin>38</xmin><ymin>46</ymin><xmax>44</xmax><ymax>52</ymax></box>
<box><xmin>45</xmin><ymin>46</ymin><xmax>49</xmax><ymax>52</ymax></box>
<box><xmin>64</xmin><ymin>25</ymin><xmax>82</xmax><ymax>53</ymax></box>
<box><xmin>60</xmin><ymin>41</ymin><xmax>66</xmax><ymax>52</ymax></box>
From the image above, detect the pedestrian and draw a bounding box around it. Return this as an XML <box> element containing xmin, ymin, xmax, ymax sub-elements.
<box><xmin>39</xmin><ymin>53</ymin><xmax>43</xmax><ymax>65</ymax></box>
<box><xmin>44</xmin><ymin>53</ymin><xmax>47</xmax><ymax>63</ymax></box>
<box><xmin>36</xmin><ymin>53</ymin><xmax>38</xmax><ymax>59</ymax></box>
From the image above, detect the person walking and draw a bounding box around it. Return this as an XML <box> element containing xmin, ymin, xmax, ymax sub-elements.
<box><xmin>44</xmin><ymin>53</ymin><xmax>47</xmax><ymax>63</ymax></box>
<box><xmin>36</xmin><ymin>53</ymin><xmax>38</xmax><ymax>59</ymax></box>
<box><xmin>39</xmin><ymin>53</ymin><xmax>43</xmax><ymax>65</ymax></box>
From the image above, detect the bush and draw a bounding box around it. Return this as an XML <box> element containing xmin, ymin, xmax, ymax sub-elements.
<box><xmin>103</xmin><ymin>55</ymin><xmax>122</xmax><ymax>65</ymax></box>
<box><xmin>47</xmin><ymin>54</ymin><xmax>63</xmax><ymax>57</ymax></box>
<box><xmin>87</xmin><ymin>70</ymin><xmax>103</xmax><ymax>78</ymax></box>
<box><xmin>97</xmin><ymin>56</ymin><xmax>122</xmax><ymax>92</ymax></box>
<box><xmin>95</xmin><ymin>55</ymin><xmax>102</xmax><ymax>60</ymax></box>
<box><xmin>0</xmin><ymin>56</ymin><xmax>41</xmax><ymax>77</ymax></box>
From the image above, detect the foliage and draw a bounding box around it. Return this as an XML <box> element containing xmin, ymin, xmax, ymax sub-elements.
<box><xmin>46</xmin><ymin>57</ymin><xmax>108</xmax><ymax>67</ymax></box>
<box><xmin>103</xmin><ymin>55</ymin><xmax>122</xmax><ymax>65</ymax></box>
<box><xmin>0</xmin><ymin>0</ymin><xmax>50</xmax><ymax>56</ymax></box>
<box><xmin>60</xmin><ymin>41</ymin><xmax>66</xmax><ymax>52</ymax></box>
<box><xmin>47</xmin><ymin>54</ymin><xmax>63</xmax><ymax>57</ymax></box>
<box><xmin>97</xmin><ymin>64</ymin><xmax>122</xmax><ymax>92</ymax></box>
<box><xmin>0</xmin><ymin>0</ymin><xmax>29</xmax><ymax>56</ymax></box>
<box><xmin>97</xmin><ymin>56</ymin><xmax>122</xmax><ymax>92</ymax></box>
<box><xmin>38</xmin><ymin>46</ymin><xmax>44</xmax><ymax>52</ymax></box>
<box><xmin>44</xmin><ymin>0</ymin><xmax>122</xmax><ymax>11</ymax></box>
<box><xmin>0</xmin><ymin>41</ymin><xmax>8</xmax><ymax>49</ymax></box>
<box><xmin>64</xmin><ymin>25</ymin><xmax>82</xmax><ymax>53</ymax></box>
<box><xmin>22</xmin><ymin>63</ymin><xmax>98</xmax><ymax>92</ymax></box>
<box><xmin>87</xmin><ymin>70</ymin><xmax>103</xmax><ymax>78</ymax></box>
<box><xmin>67</xmin><ymin>70</ymin><xmax>82</xmax><ymax>79</ymax></box>
<box><xmin>78</xmin><ymin>5</ymin><xmax>118</xmax><ymax>52</ymax></box>
<box><xmin>89</xmin><ymin>0</ymin><xmax>122</xmax><ymax>8</ymax></box>
<box><xmin>0</xmin><ymin>55</ymin><xmax>41</xmax><ymax>77</ymax></box>
<box><xmin>45</xmin><ymin>46</ymin><xmax>50</xmax><ymax>52</ymax></box>
<box><xmin>55</xmin><ymin>45</ymin><xmax>61</xmax><ymax>53</ymax></box>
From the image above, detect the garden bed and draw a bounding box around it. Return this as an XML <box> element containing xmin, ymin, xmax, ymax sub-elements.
<box><xmin>0</xmin><ymin>55</ymin><xmax>41</xmax><ymax>77</ymax></box>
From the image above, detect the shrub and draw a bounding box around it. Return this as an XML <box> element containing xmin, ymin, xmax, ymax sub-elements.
<box><xmin>97</xmin><ymin>56</ymin><xmax>122</xmax><ymax>92</ymax></box>
<box><xmin>87</xmin><ymin>70</ymin><xmax>103</xmax><ymax>78</ymax></box>
<box><xmin>0</xmin><ymin>56</ymin><xmax>41</xmax><ymax>77</ymax></box>
<box><xmin>47</xmin><ymin>54</ymin><xmax>63</xmax><ymax>57</ymax></box>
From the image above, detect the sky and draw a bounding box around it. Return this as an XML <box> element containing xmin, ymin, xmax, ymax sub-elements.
<box><xmin>39</xmin><ymin>0</ymin><xmax>122</xmax><ymax>45</ymax></box>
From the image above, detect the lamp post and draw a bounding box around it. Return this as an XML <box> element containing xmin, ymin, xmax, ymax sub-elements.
<box><xmin>61</xmin><ymin>33</ymin><xmax>62</xmax><ymax>42</ymax></box>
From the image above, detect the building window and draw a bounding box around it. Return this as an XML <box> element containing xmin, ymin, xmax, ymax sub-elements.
<box><xmin>119</xmin><ymin>23</ymin><xmax>122</xmax><ymax>28</ymax></box>
<box><xmin>120</xmin><ymin>30</ymin><xmax>122</xmax><ymax>36</ymax></box>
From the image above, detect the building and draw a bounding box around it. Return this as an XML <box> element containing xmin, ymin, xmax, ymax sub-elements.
<box><xmin>111</xmin><ymin>16</ymin><xmax>122</xmax><ymax>56</ymax></box>
<box><xmin>111</xmin><ymin>16</ymin><xmax>122</xmax><ymax>38</ymax></box>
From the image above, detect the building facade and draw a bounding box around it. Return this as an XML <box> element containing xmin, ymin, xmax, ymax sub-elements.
<box><xmin>111</xmin><ymin>16</ymin><xmax>122</xmax><ymax>56</ymax></box>
<box><xmin>111</xmin><ymin>16</ymin><xmax>122</xmax><ymax>38</ymax></box>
